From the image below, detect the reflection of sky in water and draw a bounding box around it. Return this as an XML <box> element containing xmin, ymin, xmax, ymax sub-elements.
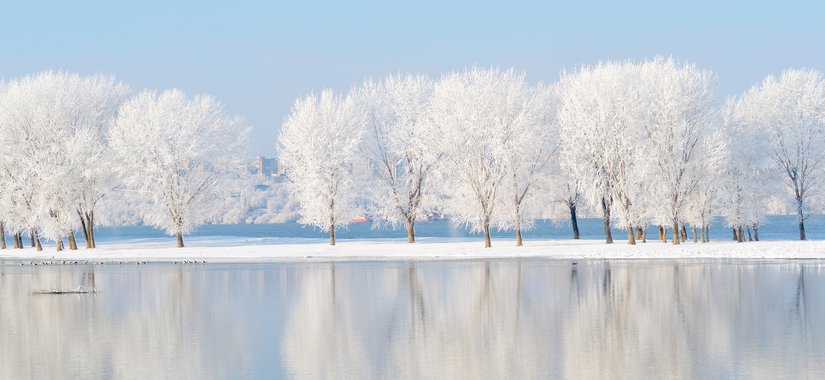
<box><xmin>1</xmin><ymin>261</ymin><xmax>824</xmax><ymax>379</ymax></box>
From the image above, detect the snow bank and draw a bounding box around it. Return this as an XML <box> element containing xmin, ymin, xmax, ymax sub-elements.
<box><xmin>2</xmin><ymin>237</ymin><xmax>825</xmax><ymax>263</ymax></box>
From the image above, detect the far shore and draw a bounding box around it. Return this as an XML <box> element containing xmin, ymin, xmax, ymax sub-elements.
<box><xmin>1</xmin><ymin>237</ymin><xmax>825</xmax><ymax>263</ymax></box>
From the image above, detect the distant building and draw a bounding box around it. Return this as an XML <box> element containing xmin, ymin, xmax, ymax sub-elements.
<box><xmin>249</xmin><ymin>156</ymin><xmax>284</xmax><ymax>177</ymax></box>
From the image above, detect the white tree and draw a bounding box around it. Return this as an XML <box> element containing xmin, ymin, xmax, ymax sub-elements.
<box><xmin>718</xmin><ymin>100</ymin><xmax>774</xmax><ymax>242</ymax></box>
<box><xmin>558</xmin><ymin>61</ymin><xmax>647</xmax><ymax>244</ymax></box>
<box><xmin>277</xmin><ymin>89</ymin><xmax>365</xmax><ymax>246</ymax></box>
<box><xmin>109</xmin><ymin>89</ymin><xmax>247</xmax><ymax>247</ymax></box>
<box><xmin>68</xmin><ymin>75</ymin><xmax>129</xmax><ymax>248</ymax></box>
<box><xmin>732</xmin><ymin>69</ymin><xmax>825</xmax><ymax>240</ymax></box>
<box><xmin>0</xmin><ymin>72</ymin><xmax>71</xmax><ymax>251</ymax></box>
<box><xmin>546</xmin><ymin>167</ymin><xmax>583</xmax><ymax>240</ymax></box>
<box><xmin>355</xmin><ymin>74</ymin><xmax>439</xmax><ymax>243</ymax></box>
<box><xmin>495</xmin><ymin>83</ymin><xmax>558</xmax><ymax>246</ymax></box>
<box><xmin>639</xmin><ymin>57</ymin><xmax>722</xmax><ymax>245</ymax></box>
<box><xmin>433</xmin><ymin>67</ymin><xmax>535</xmax><ymax>248</ymax></box>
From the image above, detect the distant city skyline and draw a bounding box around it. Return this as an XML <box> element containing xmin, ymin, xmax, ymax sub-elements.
<box><xmin>1</xmin><ymin>1</ymin><xmax>823</xmax><ymax>156</ymax></box>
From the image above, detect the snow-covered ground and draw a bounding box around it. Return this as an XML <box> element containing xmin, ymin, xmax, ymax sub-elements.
<box><xmin>2</xmin><ymin>237</ymin><xmax>825</xmax><ymax>263</ymax></box>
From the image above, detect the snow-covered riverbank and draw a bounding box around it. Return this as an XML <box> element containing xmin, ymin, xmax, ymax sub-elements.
<box><xmin>2</xmin><ymin>237</ymin><xmax>825</xmax><ymax>263</ymax></box>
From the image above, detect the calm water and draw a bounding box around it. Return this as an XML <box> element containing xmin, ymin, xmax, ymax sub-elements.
<box><xmin>1</xmin><ymin>260</ymin><xmax>824</xmax><ymax>379</ymax></box>
<box><xmin>80</xmin><ymin>214</ymin><xmax>825</xmax><ymax>243</ymax></box>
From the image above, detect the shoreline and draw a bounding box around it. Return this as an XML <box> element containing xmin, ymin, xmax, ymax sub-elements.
<box><xmin>1</xmin><ymin>238</ymin><xmax>825</xmax><ymax>263</ymax></box>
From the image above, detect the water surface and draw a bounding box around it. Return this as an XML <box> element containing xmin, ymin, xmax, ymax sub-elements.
<box><xmin>1</xmin><ymin>260</ymin><xmax>824</xmax><ymax>379</ymax></box>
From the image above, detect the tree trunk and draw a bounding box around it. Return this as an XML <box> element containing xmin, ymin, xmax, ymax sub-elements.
<box><xmin>680</xmin><ymin>225</ymin><xmax>687</xmax><ymax>242</ymax></box>
<box><xmin>746</xmin><ymin>225</ymin><xmax>753</xmax><ymax>241</ymax></box>
<box><xmin>516</xmin><ymin>228</ymin><xmax>523</xmax><ymax>247</ymax></box>
<box><xmin>635</xmin><ymin>227</ymin><xmax>644</xmax><ymax>241</ymax></box>
<box><xmin>176</xmin><ymin>231</ymin><xmax>185</xmax><ymax>248</ymax></box>
<box><xmin>700</xmin><ymin>226</ymin><xmax>706</xmax><ymax>243</ymax></box>
<box><xmin>704</xmin><ymin>225</ymin><xmax>710</xmax><ymax>243</ymax></box>
<box><xmin>34</xmin><ymin>231</ymin><xmax>42</xmax><ymax>251</ymax></box>
<box><xmin>483</xmin><ymin>221</ymin><xmax>492</xmax><ymax>248</ymax></box>
<box><xmin>692</xmin><ymin>226</ymin><xmax>698</xmax><ymax>243</ymax></box>
<box><xmin>658</xmin><ymin>226</ymin><xmax>665</xmax><ymax>241</ymax></box>
<box><xmin>13</xmin><ymin>233</ymin><xmax>20</xmax><ymax>249</ymax></box>
<box><xmin>329</xmin><ymin>224</ymin><xmax>336</xmax><ymax>246</ymax></box>
<box><xmin>753</xmin><ymin>224</ymin><xmax>760</xmax><ymax>241</ymax></box>
<box><xmin>79</xmin><ymin>212</ymin><xmax>91</xmax><ymax>248</ymax></box>
<box><xmin>0</xmin><ymin>222</ymin><xmax>5</xmax><ymax>249</ymax></box>
<box><xmin>68</xmin><ymin>232</ymin><xmax>78</xmax><ymax>250</ymax></box>
<box><xmin>406</xmin><ymin>220</ymin><xmax>416</xmax><ymax>244</ymax></box>
<box><xmin>737</xmin><ymin>226</ymin><xmax>744</xmax><ymax>243</ymax></box>
<box><xmin>56</xmin><ymin>239</ymin><xmax>64</xmax><ymax>252</ymax></box>
<box><xmin>570</xmin><ymin>204</ymin><xmax>580</xmax><ymax>240</ymax></box>
<box><xmin>641</xmin><ymin>226</ymin><xmax>647</xmax><ymax>243</ymax></box>
<box><xmin>626</xmin><ymin>226</ymin><xmax>636</xmax><ymax>245</ymax></box>
<box><xmin>87</xmin><ymin>211</ymin><xmax>96</xmax><ymax>248</ymax></box>
<box><xmin>798</xmin><ymin>205</ymin><xmax>806</xmax><ymax>240</ymax></box>
<box><xmin>732</xmin><ymin>227</ymin><xmax>737</xmax><ymax>241</ymax></box>
<box><xmin>30</xmin><ymin>229</ymin><xmax>35</xmax><ymax>248</ymax></box>
<box><xmin>672</xmin><ymin>220</ymin><xmax>680</xmax><ymax>245</ymax></box>
<box><xmin>601</xmin><ymin>197</ymin><xmax>613</xmax><ymax>244</ymax></box>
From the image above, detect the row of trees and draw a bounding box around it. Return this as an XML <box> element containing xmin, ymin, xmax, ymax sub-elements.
<box><xmin>279</xmin><ymin>58</ymin><xmax>825</xmax><ymax>247</ymax></box>
<box><xmin>0</xmin><ymin>72</ymin><xmax>246</xmax><ymax>251</ymax></box>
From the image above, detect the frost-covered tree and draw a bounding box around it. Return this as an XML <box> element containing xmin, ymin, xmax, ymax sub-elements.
<box><xmin>67</xmin><ymin>75</ymin><xmax>129</xmax><ymax>248</ymax></box>
<box><xmin>496</xmin><ymin>84</ymin><xmax>558</xmax><ymax>246</ymax></box>
<box><xmin>558</xmin><ymin>61</ymin><xmax>647</xmax><ymax>244</ymax></box>
<box><xmin>355</xmin><ymin>74</ymin><xmax>439</xmax><ymax>243</ymax></box>
<box><xmin>718</xmin><ymin>100</ymin><xmax>774</xmax><ymax>242</ymax></box>
<box><xmin>639</xmin><ymin>57</ymin><xmax>722</xmax><ymax>245</ymax></box>
<box><xmin>433</xmin><ymin>67</ymin><xmax>535</xmax><ymax>248</ymax></box>
<box><xmin>547</xmin><ymin>168</ymin><xmax>583</xmax><ymax>240</ymax></box>
<box><xmin>733</xmin><ymin>69</ymin><xmax>825</xmax><ymax>240</ymax></box>
<box><xmin>278</xmin><ymin>89</ymin><xmax>364</xmax><ymax>246</ymax></box>
<box><xmin>0</xmin><ymin>72</ymin><xmax>73</xmax><ymax>251</ymax></box>
<box><xmin>109</xmin><ymin>89</ymin><xmax>246</xmax><ymax>247</ymax></box>
<box><xmin>0</xmin><ymin>72</ymin><xmax>127</xmax><ymax>251</ymax></box>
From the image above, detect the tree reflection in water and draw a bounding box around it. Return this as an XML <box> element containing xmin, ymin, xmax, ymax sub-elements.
<box><xmin>1</xmin><ymin>260</ymin><xmax>824</xmax><ymax>379</ymax></box>
<box><xmin>282</xmin><ymin>260</ymin><xmax>825</xmax><ymax>379</ymax></box>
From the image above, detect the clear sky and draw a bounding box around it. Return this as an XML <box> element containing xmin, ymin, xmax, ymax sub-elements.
<box><xmin>1</xmin><ymin>0</ymin><xmax>823</xmax><ymax>156</ymax></box>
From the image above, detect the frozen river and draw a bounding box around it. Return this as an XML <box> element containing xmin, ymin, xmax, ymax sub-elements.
<box><xmin>2</xmin><ymin>259</ymin><xmax>824</xmax><ymax>379</ymax></box>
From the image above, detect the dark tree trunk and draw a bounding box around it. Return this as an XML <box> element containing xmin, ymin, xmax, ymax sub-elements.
<box><xmin>30</xmin><ymin>229</ymin><xmax>35</xmax><ymax>248</ymax></box>
<box><xmin>692</xmin><ymin>226</ymin><xmax>698</xmax><ymax>243</ymax></box>
<box><xmin>704</xmin><ymin>225</ymin><xmax>710</xmax><ymax>243</ymax></box>
<box><xmin>0</xmin><ymin>222</ymin><xmax>5</xmax><ymax>249</ymax></box>
<box><xmin>483</xmin><ymin>221</ymin><xmax>491</xmax><ymax>248</ymax></box>
<box><xmin>86</xmin><ymin>211</ymin><xmax>96</xmax><ymax>248</ymax></box>
<box><xmin>329</xmin><ymin>224</ymin><xmax>336</xmax><ymax>246</ymax></box>
<box><xmin>753</xmin><ymin>224</ymin><xmax>760</xmax><ymax>241</ymax></box>
<box><xmin>737</xmin><ymin>226</ymin><xmax>745</xmax><ymax>243</ymax></box>
<box><xmin>406</xmin><ymin>220</ymin><xmax>415</xmax><ymax>244</ymax></box>
<box><xmin>732</xmin><ymin>227</ymin><xmax>737</xmax><ymax>241</ymax></box>
<box><xmin>56</xmin><ymin>239</ymin><xmax>64</xmax><ymax>252</ymax></box>
<box><xmin>176</xmin><ymin>232</ymin><xmax>184</xmax><ymax>248</ymax></box>
<box><xmin>626</xmin><ymin>226</ymin><xmax>636</xmax><ymax>245</ymax></box>
<box><xmin>672</xmin><ymin>220</ymin><xmax>680</xmax><ymax>245</ymax></box>
<box><xmin>680</xmin><ymin>225</ymin><xmax>687</xmax><ymax>242</ymax></box>
<box><xmin>601</xmin><ymin>197</ymin><xmax>613</xmax><ymax>244</ymax></box>
<box><xmin>13</xmin><ymin>233</ymin><xmax>21</xmax><ymax>249</ymax></box>
<box><xmin>34</xmin><ymin>231</ymin><xmax>42</xmax><ymax>251</ymax></box>
<box><xmin>746</xmin><ymin>225</ymin><xmax>753</xmax><ymax>241</ymax></box>
<box><xmin>79</xmin><ymin>212</ymin><xmax>91</xmax><ymax>248</ymax></box>
<box><xmin>516</xmin><ymin>228</ymin><xmax>523</xmax><ymax>247</ymax></box>
<box><xmin>68</xmin><ymin>232</ymin><xmax>78</xmax><ymax>250</ymax></box>
<box><xmin>570</xmin><ymin>204</ymin><xmax>580</xmax><ymax>240</ymax></box>
<box><xmin>658</xmin><ymin>226</ymin><xmax>665</xmax><ymax>241</ymax></box>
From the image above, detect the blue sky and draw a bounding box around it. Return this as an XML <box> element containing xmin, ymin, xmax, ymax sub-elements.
<box><xmin>1</xmin><ymin>1</ymin><xmax>823</xmax><ymax>156</ymax></box>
